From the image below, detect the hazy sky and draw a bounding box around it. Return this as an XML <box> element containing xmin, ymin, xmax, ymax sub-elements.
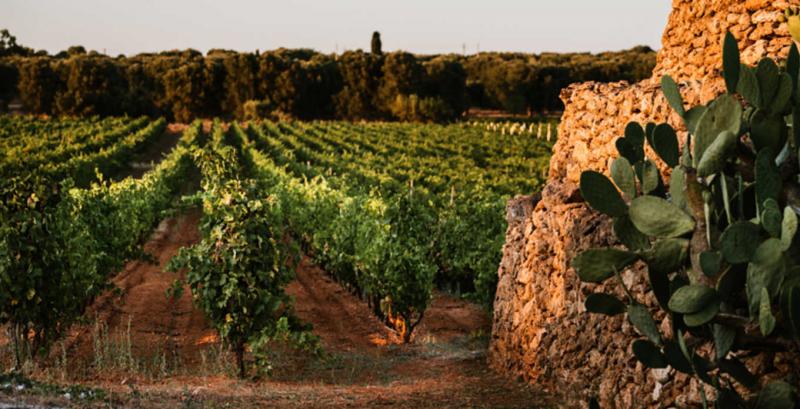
<box><xmin>4</xmin><ymin>1</ymin><xmax>672</xmax><ymax>56</ymax></box>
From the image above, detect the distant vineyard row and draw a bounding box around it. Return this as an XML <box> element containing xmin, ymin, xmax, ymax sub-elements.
<box><xmin>250</xmin><ymin>120</ymin><xmax>554</xmax><ymax>303</ymax></box>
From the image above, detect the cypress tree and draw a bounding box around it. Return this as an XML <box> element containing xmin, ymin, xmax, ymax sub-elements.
<box><xmin>371</xmin><ymin>31</ymin><xmax>382</xmax><ymax>55</ymax></box>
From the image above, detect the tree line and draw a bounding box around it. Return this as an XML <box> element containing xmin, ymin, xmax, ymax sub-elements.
<box><xmin>0</xmin><ymin>31</ymin><xmax>655</xmax><ymax>122</ymax></box>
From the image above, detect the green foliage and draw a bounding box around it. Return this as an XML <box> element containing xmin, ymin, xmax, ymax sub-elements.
<box><xmin>610</xmin><ymin>157</ymin><xmax>636</xmax><ymax>199</ymax></box>
<box><xmin>697</xmin><ymin>130</ymin><xmax>737</xmax><ymax>177</ymax></box>
<box><xmin>54</xmin><ymin>55</ymin><xmax>126</xmax><ymax>116</ymax></box>
<box><xmin>168</xmin><ymin>178</ymin><xmax>298</xmax><ymax>377</ymax></box>
<box><xmin>389</xmin><ymin>94</ymin><xmax>455</xmax><ymax>122</ymax></box>
<box><xmin>246</xmin><ymin>124</ymin><xmax>438</xmax><ymax>342</ymax></box>
<box><xmin>17</xmin><ymin>58</ymin><xmax>59</xmax><ymax>114</ymax></box>
<box><xmin>371</xmin><ymin>193</ymin><xmax>438</xmax><ymax>340</ymax></box>
<box><xmin>693</xmin><ymin>94</ymin><xmax>742</xmax><ymax>164</ymax></box>
<box><xmin>241</xmin><ymin>117</ymin><xmax>547</xmax><ymax>336</ymax></box>
<box><xmin>585</xmin><ymin>293</ymin><xmax>626</xmax><ymax>316</ymax></box>
<box><xmin>241</xmin><ymin>99</ymin><xmax>274</xmax><ymax>121</ymax></box>
<box><xmin>667</xmin><ymin>285</ymin><xmax>719</xmax><ymax>314</ymax></box>
<box><xmin>572</xmin><ymin>248</ymin><xmax>638</xmax><ymax>283</ymax></box>
<box><xmin>168</xmin><ymin>123</ymin><xmax>311</xmax><ymax>377</ymax></box>
<box><xmin>575</xmin><ymin>31</ymin><xmax>800</xmax><ymax>405</ymax></box>
<box><xmin>245</xmin><ymin>120</ymin><xmax>551</xmax><ymax>308</ymax></box>
<box><xmin>332</xmin><ymin>50</ymin><xmax>383</xmax><ymax>120</ymax></box>
<box><xmin>629</xmin><ymin>196</ymin><xmax>694</xmax><ymax>238</ymax></box>
<box><xmin>3</xmin><ymin>45</ymin><xmax>654</xmax><ymax>121</ymax></box>
<box><xmin>632</xmin><ymin>339</ymin><xmax>668</xmax><ymax>368</ymax></box>
<box><xmin>220</xmin><ymin>53</ymin><xmax>258</xmax><ymax>119</ymax></box>
<box><xmin>660</xmin><ymin>75</ymin><xmax>685</xmax><ymax>117</ymax></box>
<box><xmin>627</xmin><ymin>303</ymin><xmax>662</xmax><ymax>345</ymax></box>
<box><xmin>722</xmin><ymin>32</ymin><xmax>740</xmax><ymax>94</ymax></box>
<box><xmin>0</xmin><ymin>118</ymin><xmax>191</xmax><ymax>363</ymax></box>
<box><xmin>579</xmin><ymin>171</ymin><xmax>627</xmax><ymax>217</ymax></box>
<box><xmin>465</xmin><ymin>47</ymin><xmax>655</xmax><ymax>114</ymax></box>
<box><xmin>0</xmin><ymin>29</ymin><xmax>32</xmax><ymax>57</ymax></box>
<box><xmin>652</xmin><ymin>123</ymin><xmax>680</xmax><ymax>168</ymax></box>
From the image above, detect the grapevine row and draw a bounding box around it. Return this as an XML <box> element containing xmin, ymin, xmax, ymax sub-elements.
<box><xmin>168</xmin><ymin>121</ymin><xmax>312</xmax><ymax>378</ymax></box>
<box><xmin>0</xmin><ymin>120</ymin><xmax>194</xmax><ymax>364</ymax></box>
<box><xmin>247</xmin><ymin>120</ymin><xmax>553</xmax><ymax>304</ymax></box>
<box><xmin>244</xmin><ymin>122</ymin><xmax>436</xmax><ymax>342</ymax></box>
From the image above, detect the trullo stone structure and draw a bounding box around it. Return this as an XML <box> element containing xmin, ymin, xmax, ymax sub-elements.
<box><xmin>490</xmin><ymin>0</ymin><xmax>799</xmax><ymax>407</ymax></box>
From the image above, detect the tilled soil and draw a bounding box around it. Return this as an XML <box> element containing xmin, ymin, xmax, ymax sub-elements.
<box><xmin>1</xmin><ymin>172</ymin><xmax>551</xmax><ymax>409</ymax></box>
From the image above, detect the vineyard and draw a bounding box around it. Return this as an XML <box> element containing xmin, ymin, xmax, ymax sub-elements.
<box><xmin>246</xmin><ymin>120</ymin><xmax>554</xmax><ymax>310</ymax></box>
<box><xmin>0</xmin><ymin>115</ymin><xmax>190</xmax><ymax>360</ymax></box>
<box><xmin>0</xmin><ymin>115</ymin><xmax>554</xmax><ymax>405</ymax></box>
<box><xmin>8</xmin><ymin>0</ymin><xmax>800</xmax><ymax>407</ymax></box>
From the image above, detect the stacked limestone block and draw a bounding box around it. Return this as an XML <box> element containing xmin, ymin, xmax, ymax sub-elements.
<box><xmin>490</xmin><ymin>1</ymin><xmax>799</xmax><ymax>407</ymax></box>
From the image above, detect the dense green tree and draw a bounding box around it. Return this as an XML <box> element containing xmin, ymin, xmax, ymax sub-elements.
<box><xmin>161</xmin><ymin>57</ymin><xmax>209</xmax><ymax>122</ymax></box>
<box><xmin>286</xmin><ymin>56</ymin><xmax>341</xmax><ymax>119</ymax></box>
<box><xmin>1</xmin><ymin>44</ymin><xmax>655</xmax><ymax>121</ymax></box>
<box><xmin>120</xmin><ymin>61</ymin><xmax>159</xmax><ymax>117</ymax></box>
<box><xmin>0</xmin><ymin>29</ymin><xmax>31</xmax><ymax>57</ymax></box>
<box><xmin>378</xmin><ymin>52</ymin><xmax>424</xmax><ymax>116</ymax></box>
<box><xmin>333</xmin><ymin>50</ymin><xmax>383</xmax><ymax>120</ymax></box>
<box><xmin>66</xmin><ymin>46</ymin><xmax>87</xmax><ymax>56</ymax></box>
<box><xmin>17</xmin><ymin>58</ymin><xmax>60</xmax><ymax>114</ymax></box>
<box><xmin>423</xmin><ymin>56</ymin><xmax>466</xmax><ymax>118</ymax></box>
<box><xmin>202</xmin><ymin>57</ymin><xmax>226</xmax><ymax>118</ymax></box>
<box><xmin>220</xmin><ymin>53</ymin><xmax>258</xmax><ymax>119</ymax></box>
<box><xmin>53</xmin><ymin>55</ymin><xmax>126</xmax><ymax>116</ymax></box>
<box><xmin>0</xmin><ymin>61</ymin><xmax>17</xmax><ymax>110</ymax></box>
<box><xmin>462</xmin><ymin>46</ymin><xmax>654</xmax><ymax>113</ymax></box>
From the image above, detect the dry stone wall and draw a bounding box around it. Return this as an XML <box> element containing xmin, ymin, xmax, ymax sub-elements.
<box><xmin>490</xmin><ymin>1</ymin><xmax>799</xmax><ymax>407</ymax></box>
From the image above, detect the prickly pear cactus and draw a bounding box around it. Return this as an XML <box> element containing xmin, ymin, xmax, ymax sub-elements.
<box><xmin>574</xmin><ymin>30</ymin><xmax>800</xmax><ymax>407</ymax></box>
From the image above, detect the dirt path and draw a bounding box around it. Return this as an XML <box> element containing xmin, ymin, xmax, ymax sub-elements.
<box><xmin>2</xmin><ymin>211</ymin><xmax>552</xmax><ymax>408</ymax></box>
<box><xmin>286</xmin><ymin>258</ymin><xmax>399</xmax><ymax>350</ymax></box>
<box><xmin>288</xmin><ymin>259</ymin><xmax>492</xmax><ymax>350</ymax></box>
<box><xmin>114</xmin><ymin>123</ymin><xmax>184</xmax><ymax>180</ymax></box>
<box><xmin>61</xmin><ymin>209</ymin><xmax>213</xmax><ymax>378</ymax></box>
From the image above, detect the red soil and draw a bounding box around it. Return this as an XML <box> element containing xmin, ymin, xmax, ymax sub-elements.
<box><xmin>60</xmin><ymin>209</ymin><xmax>213</xmax><ymax>376</ymax></box>
<box><xmin>286</xmin><ymin>258</ymin><xmax>400</xmax><ymax>350</ymax></box>
<box><xmin>2</xmin><ymin>209</ymin><xmax>551</xmax><ymax>408</ymax></box>
<box><xmin>288</xmin><ymin>258</ymin><xmax>491</xmax><ymax>350</ymax></box>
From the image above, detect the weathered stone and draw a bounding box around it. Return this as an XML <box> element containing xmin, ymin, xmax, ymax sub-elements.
<box><xmin>489</xmin><ymin>1</ymin><xmax>800</xmax><ymax>407</ymax></box>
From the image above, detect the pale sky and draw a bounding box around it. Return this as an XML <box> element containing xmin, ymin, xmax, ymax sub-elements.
<box><xmin>3</xmin><ymin>1</ymin><xmax>673</xmax><ymax>56</ymax></box>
